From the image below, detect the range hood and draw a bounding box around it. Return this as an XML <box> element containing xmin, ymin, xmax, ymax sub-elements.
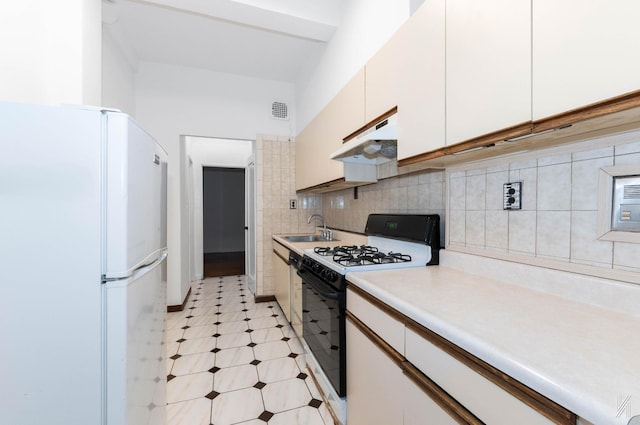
<box><xmin>330</xmin><ymin>113</ymin><xmax>398</xmax><ymax>164</ymax></box>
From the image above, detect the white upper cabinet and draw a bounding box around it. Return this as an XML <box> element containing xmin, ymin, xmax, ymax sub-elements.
<box><xmin>533</xmin><ymin>0</ymin><xmax>640</xmax><ymax>120</ymax></box>
<box><xmin>365</xmin><ymin>30</ymin><xmax>401</xmax><ymax>123</ymax></box>
<box><xmin>397</xmin><ymin>0</ymin><xmax>446</xmax><ymax>160</ymax></box>
<box><xmin>446</xmin><ymin>0</ymin><xmax>532</xmax><ymax>145</ymax></box>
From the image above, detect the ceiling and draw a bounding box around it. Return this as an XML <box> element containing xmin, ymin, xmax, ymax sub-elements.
<box><xmin>102</xmin><ymin>0</ymin><xmax>347</xmax><ymax>82</ymax></box>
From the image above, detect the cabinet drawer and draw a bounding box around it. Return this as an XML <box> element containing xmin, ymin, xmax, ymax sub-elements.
<box><xmin>272</xmin><ymin>240</ymin><xmax>289</xmax><ymax>261</ymax></box>
<box><xmin>405</xmin><ymin>327</ymin><xmax>556</xmax><ymax>425</ymax></box>
<box><xmin>347</xmin><ymin>287</ymin><xmax>404</xmax><ymax>355</ymax></box>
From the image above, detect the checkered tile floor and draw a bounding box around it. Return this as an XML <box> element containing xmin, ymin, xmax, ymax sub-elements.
<box><xmin>166</xmin><ymin>275</ymin><xmax>333</xmax><ymax>425</ymax></box>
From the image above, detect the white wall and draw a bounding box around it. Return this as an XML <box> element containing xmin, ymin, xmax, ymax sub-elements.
<box><xmin>295</xmin><ymin>0</ymin><xmax>411</xmax><ymax>131</ymax></box>
<box><xmin>102</xmin><ymin>30</ymin><xmax>136</xmax><ymax>115</ymax></box>
<box><xmin>0</xmin><ymin>0</ymin><xmax>101</xmax><ymax>106</ymax></box>
<box><xmin>135</xmin><ymin>62</ymin><xmax>293</xmax><ymax>306</ymax></box>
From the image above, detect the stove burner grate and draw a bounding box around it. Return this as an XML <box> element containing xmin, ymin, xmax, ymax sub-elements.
<box><xmin>332</xmin><ymin>251</ymin><xmax>412</xmax><ymax>267</ymax></box>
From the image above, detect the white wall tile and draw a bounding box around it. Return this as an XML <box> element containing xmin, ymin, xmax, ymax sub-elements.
<box><xmin>572</xmin><ymin>146</ymin><xmax>613</xmax><ymax>161</ymax></box>
<box><xmin>486</xmin><ymin>171</ymin><xmax>509</xmax><ymax>211</ymax></box>
<box><xmin>614</xmin><ymin>139</ymin><xmax>640</xmax><ymax>155</ymax></box>
<box><xmin>613</xmin><ymin>241</ymin><xmax>640</xmax><ymax>272</ymax></box>
<box><xmin>571</xmin><ymin>156</ymin><xmax>613</xmax><ymax>211</ymax></box>
<box><xmin>537</xmin><ymin>163</ymin><xmax>571</xmax><ymax>211</ymax></box>
<box><xmin>449</xmin><ymin>210</ymin><xmax>466</xmax><ymax>245</ymax></box>
<box><xmin>465</xmin><ymin>211</ymin><xmax>485</xmax><ymax>247</ymax></box>
<box><xmin>486</xmin><ymin>210</ymin><xmax>509</xmax><ymax>250</ymax></box>
<box><xmin>537</xmin><ymin>211</ymin><xmax>570</xmax><ymax>260</ymax></box>
<box><xmin>615</xmin><ymin>152</ymin><xmax>640</xmax><ymax>166</ymax></box>
<box><xmin>538</xmin><ymin>153</ymin><xmax>571</xmax><ymax>167</ymax></box>
<box><xmin>449</xmin><ymin>176</ymin><xmax>466</xmax><ymax>210</ymax></box>
<box><xmin>465</xmin><ymin>173</ymin><xmax>486</xmax><ymax>211</ymax></box>
<box><xmin>570</xmin><ymin>211</ymin><xmax>613</xmax><ymax>267</ymax></box>
<box><xmin>508</xmin><ymin>211</ymin><xmax>536</xmax><ymax>255</ymax></box>
<box><xmin>519</xmin><ymin>167</ymin><xmax>538</xmax><ymax>211</ymax></box>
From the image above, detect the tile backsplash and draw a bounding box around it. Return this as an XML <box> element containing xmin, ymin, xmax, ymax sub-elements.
<box><xmin>256</xmin><ymin>136</ymin><xmax>322</xmax><ymax>296</ymax></box>
<box><xmin>321</xmin><ymin>171</ymin><xmax>446</xmax><ymax>235</ymax></box>
<box><xmin>447</xmin><ymin>129</ymin><xmax>640</xmax><ymax>274</ymax></box>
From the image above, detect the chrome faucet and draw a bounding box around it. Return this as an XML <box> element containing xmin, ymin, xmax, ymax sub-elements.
<box><xmin>307</xmin><ymin>214</ymin><xmax>332</xmax><ymax>240</ymax></box>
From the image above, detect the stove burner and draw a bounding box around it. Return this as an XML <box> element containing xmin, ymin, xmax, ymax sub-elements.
<box><xmin>314</xmin><ymin>245</ymin><xmax>379</xmax><ymax>257</ymax></box>
<box><xmin>332</xmin><ymin>251</ymin><xmax>412</xmax><ymax>267</ymax></box>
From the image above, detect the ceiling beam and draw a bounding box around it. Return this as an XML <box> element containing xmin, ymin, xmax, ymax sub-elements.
<box><xmin>128</xmin><ymin>0</ymin><xmax>337</xmax><ymax>42</ymax></box>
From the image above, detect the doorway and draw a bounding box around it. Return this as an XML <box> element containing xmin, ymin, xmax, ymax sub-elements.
<box><xmin>202</xmin><ymin>167</ymin><xmax>246</xmax><ymax>277</ymax></box>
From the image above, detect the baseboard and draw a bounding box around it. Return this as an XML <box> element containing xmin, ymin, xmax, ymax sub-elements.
<box><xmin>167</xmin><ymin>287</ymin><xmax>192</xmax><ymax>312</ymax></box>
<box><xmin>254</xmin><ymin>295</ymin><xmax>276</xmax><ymax>303</ymax></box>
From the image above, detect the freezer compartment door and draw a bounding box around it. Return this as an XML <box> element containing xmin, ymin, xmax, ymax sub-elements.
<box><xmin>103</xmin><ymin>254</ymin><xmax>167</xmax><ymax>425</ymax></box>
<box><xmin>104</xmin><ymin>112</ymin><xmax>168</xmax><ymax>279</ymax></box>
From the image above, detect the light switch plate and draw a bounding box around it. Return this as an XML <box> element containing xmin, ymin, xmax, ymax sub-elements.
<box><xmin>503</xmin><ymin>182</ymin><xmax>522</xmax><ymax>210</ymax></box>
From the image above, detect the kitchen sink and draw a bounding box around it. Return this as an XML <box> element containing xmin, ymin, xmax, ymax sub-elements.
<box><xmin>282</xmin><ymin>235</ymin><xmax>339</xmax><ymax>243</ymax></box>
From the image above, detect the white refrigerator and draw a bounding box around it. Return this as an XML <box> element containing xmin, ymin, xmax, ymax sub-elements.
<box><xmin>0</xmin><ymin>102</ymin><xmax>168</xmax><ymax>425</ymax></box>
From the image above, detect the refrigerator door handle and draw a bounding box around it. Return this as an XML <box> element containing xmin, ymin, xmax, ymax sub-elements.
<box><xmin>102</xmin><ymin>251</ymin><xmax>167</xmax><ymax>283</ymax></box>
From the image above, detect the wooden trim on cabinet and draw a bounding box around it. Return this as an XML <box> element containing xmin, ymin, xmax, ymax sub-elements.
<box><xmin>343</xmin><ymin>106</ymin><xmax>399</xmax><ymax>143</ymax></box>
<box><xmin>346</xmin><ymin>310</ymin><xmax>404</xmax><ymax>367</ymax></box>
<box><xmin>401</xmin><ymin>361</ymin><xmax>484</xmax><ymax>425</ymax></box>
<box><xmin>399</xmin><ymin>89</ymin><xmax>640</xmax><ymax>168</ymax></box>
<box><xmin>167</xmin><ymin>287</ymin><xmax>191</xmax><ymax>312</ymax></box>
<box><xmin>398</xmin><ymin>121</ymin><xmax>533</xmax><ymax>167</ymax></box>
<box><xmin>534</xmin><ymin>89</ymin><xmax>640</xmax><ymax>133</ymax></box>
<box><xmin>347</xmin><ymin>283</ymin><xmax>576</xmax><ymax>425</ymax></box>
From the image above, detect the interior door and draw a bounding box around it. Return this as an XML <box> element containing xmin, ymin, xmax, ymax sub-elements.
<box><xmin>245</xmin><ymin>155</ymin><xmax>256</xmax><ymax>293</ymax></box>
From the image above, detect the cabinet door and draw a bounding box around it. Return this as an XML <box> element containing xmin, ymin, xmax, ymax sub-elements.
<box><xmin>405</xmin><ymin>328</ymin><xmax>556</xmax><ymax>425</ymax></box>
<box><xmin>366</xmin><ymin>34</ymin><xmax>401</xmax><ymax>123</ymax></box>
<box><xmin>272</xmin><ymin>244</ymin><xmax>290</xmax><ymax>322</ymax></box>
<box><xmin>346</xmin><ymin>319</ymin><xmax>403</xmax><ymax>425</ymax></box>
<box><xmin>339</xmin><ymin>69</ymin><xmax>366</xmax><ymax>139</ymax></box>
<box><xmin>533</xmin><ymin>0</ymin><xmax>640</xmax><ymax>119</ymax></box>
<box><xmin>446</xmin><ymin>0</ymin><xmax>531</xmax><ymax>145</ymax></box>
<box><xmin>397</xmin><ymin>0</ymin><xmax>446</xmax><ymax>160</ymax></box>
<box><xmin>295</xmin><ymin>98</ymin><xmax>344</xmax><ymax>190</ymax></box>
<box><xmin>402</xmin><ymin>373</ymin><xmax>460</xmax><ymax>425</ymax></box>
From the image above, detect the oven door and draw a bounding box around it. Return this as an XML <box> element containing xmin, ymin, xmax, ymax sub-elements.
<box><xmin>299</xmin><ymin>267</ymin><xmax>346</xmax><ymax>397</ymax></box>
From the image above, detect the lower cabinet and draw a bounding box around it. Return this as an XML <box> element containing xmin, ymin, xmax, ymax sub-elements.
<box><xmin>346</xmin><ymin>318</ymin><xmax>403</xmax><ymax>425</ymax></box>
<box><xmin>290</xmin><ymin>260</ymin><xmax>303</xmax><ymax>337</ymax></box>
<box><xmin>402</xmin><ymin>367</ymin><xmax>461</xmax><ymax>425</ymax></box>
<box><xmin>346</xmin><ymin>285</ymin><xmax>577</xmax><ymax>425</ymax></box>
<box><xmin>272</xmin><ymin>241</ymin><xmax>290</xmax><ymax>322</ymax></box>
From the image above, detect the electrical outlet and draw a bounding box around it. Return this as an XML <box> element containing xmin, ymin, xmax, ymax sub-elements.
<box><xmin>503</xmin><ymin>182</ymin><xmax>522</xmax><ymax>210</ymax></box>
<box><xmin>290</xmin><ymin>199</ymin><xmax>297</xmax><ymax>209</ymax></box>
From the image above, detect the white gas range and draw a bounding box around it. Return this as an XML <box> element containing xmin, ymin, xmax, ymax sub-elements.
<box><xmin>298</xmin><ymin>214</ymin><xmax>441</xmax><ymax>424</ymax></box>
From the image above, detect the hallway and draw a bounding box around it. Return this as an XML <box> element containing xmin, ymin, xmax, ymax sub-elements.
<box><xmin>166</xmin><ymin>275</ymin><xmax>333</xmax><ymax>424</ymax></box>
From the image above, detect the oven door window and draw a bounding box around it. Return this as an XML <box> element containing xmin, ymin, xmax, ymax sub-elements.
<box><xmin>301</xmin><ymin>275</ymin><xmax>345</xmax><ymax>397</ymax></box>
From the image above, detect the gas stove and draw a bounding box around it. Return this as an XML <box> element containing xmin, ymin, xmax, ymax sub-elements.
<box><xmin>303</xmin><ymin>214</ymin><xmax>441</xmax><ymax>275</ymax></box>
<box><xmin>298</xmin><ymin>214</ymin><xmax>440</xmax><ymax>419</ymax></box>
<box><xmin>303</xmin><ymin>235</ymin><xmax>433</xmax><ymax>275</ymax></box>
<box><xmin>298</xmin><ymin>214</ymin><xmax>441</xmax><ymax>422</ymax></box>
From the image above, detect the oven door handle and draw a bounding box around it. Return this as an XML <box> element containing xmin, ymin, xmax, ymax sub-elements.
<box><xmin>298</xmin><ymin>269</ymin><xmax>340</xmax><ymax>300</ymax></box>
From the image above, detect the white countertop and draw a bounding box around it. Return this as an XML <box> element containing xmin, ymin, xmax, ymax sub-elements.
<box><xmin>345</xmin><ymin>264</ymin><xmax>640</xmax><ymax>425</ymax></box>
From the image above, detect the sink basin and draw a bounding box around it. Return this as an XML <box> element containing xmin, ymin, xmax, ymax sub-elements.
<box><xmin>282</xmin><ymin>235</ymin><xmax>339</xmax><ymax>243</ymax></box>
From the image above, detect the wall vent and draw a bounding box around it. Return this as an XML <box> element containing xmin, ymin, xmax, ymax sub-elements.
<box><xmin>271</xmin><ymin>101</ymin><xmax>289</xmax><ymax>120</ymax></box>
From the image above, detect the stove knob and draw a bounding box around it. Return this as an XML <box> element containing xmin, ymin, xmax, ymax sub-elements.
<box><xmin>328</xmin><ymin>271</ymin><xmax>339</xmax><ymax>283</ymax></box>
